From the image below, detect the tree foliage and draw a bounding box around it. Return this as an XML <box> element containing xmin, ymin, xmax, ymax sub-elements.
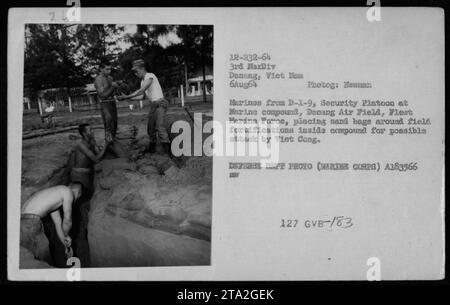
<box><xmin>24</xmin><ymin>24</ymin><xmax>213</xmax><ymax>100</ymax></box>
<box><xmin>24</xmin><ymin>24</ymin><xmax>87</xmax><ymax>95</ymax></box>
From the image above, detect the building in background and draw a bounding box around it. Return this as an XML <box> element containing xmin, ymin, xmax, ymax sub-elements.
<box><xmin>187</xmin><ymin>66</ymin><xmax>213</xmax><ymax>97</ymax></box>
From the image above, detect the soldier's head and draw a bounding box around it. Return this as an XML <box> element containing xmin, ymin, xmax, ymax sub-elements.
<box><xmin>69</xmin><ymin>183</ymin><xmax>82</xmax><ymax>201</ymax></box>
<box><xmin>99</xmin><ymin>60</ymin><xmax>112</xmax><ymax>76</ymax></box>
<box><xmin>78</xmin><ymin>123</ymin><xmax>92</xmax><ymax>140</ymax></box>
<box><xmin>131</xmin><ymin>59</ymin><xmax>147</xmax><ymax>79</ymax></box>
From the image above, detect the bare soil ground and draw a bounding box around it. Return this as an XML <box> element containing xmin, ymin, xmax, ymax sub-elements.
<box><xmin>20</xmin><ymin>102</ymin><xmax>213</xmax><ymax>268</ymax></box>
<box><xmin>22</xmin><ymin>102</ymin><xmax>213</xmax><ymax>133</ymax></box>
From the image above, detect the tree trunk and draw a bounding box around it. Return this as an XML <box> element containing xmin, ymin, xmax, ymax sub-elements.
<box><xmin>102</xmin><ymin>26</ymin><xmax>106</xmax><ymax>59</ymax></box>
<box><xmin>62</xmin><ymin>26</ymin><xmax>71</xmax><ymax>111</ymax></box>
<box><xmin>36</xmin><ymin>99</ymin><xmax>40</xmax><ymax>114</ymax></box>
<box><xmin>184</xmin><ymin>60</ymin><xmax>188</xmax><ymax>96</ymax></box>
<box><xmin>201</xmin><ymin>55</ymin><xmax>207</xmax><ymax>104</ymax></box>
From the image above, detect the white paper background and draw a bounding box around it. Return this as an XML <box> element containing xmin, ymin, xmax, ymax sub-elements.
<box><xmin>8</xmin><ymin>7</ymin><xmax>445</xmax><ymax>280</ymax></box>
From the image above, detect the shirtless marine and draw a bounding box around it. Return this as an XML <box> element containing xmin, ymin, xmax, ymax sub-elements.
<box><xmin>20</xmin><ymin>184</ymin><xmax>82</xmax><ymax>265</ymax></box>
<box><xmin>94</xmin><ymin>60</ymin><xmax>119</xmax><ymax>140</ymax></box>
<box><xmin>71</xmin><ymin>123</ymin><xmax>111</xmax><ymax>195</ymax></box>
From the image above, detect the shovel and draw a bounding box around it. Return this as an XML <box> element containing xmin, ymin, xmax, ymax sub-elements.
<box><xmin>65</xmin><ymin>246</ymin><xmax>74</xmax><ymax>260</ymax></box>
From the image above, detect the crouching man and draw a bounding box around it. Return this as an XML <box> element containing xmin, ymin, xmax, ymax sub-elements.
<box><xmin>20</xmin><ymin>184</ymin><xmax>82</xmax><ymax>267</ymax></box>
<box><xmin>72</xmin><ymin>123</ymin><xmax>111</xmax><ymax>196</ymax></box>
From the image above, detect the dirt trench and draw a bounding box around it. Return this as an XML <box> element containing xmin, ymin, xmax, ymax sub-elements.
<box><xmin>21</xmin><ymin>110</ymin><xmax>213</xmax><ymax>268</ymax></box>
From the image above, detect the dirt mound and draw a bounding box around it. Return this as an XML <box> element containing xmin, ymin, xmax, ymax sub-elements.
<box><xmin>88</xmin><ymin>154</ymin><xmax>212</xmax><ymax>267</ymax></box>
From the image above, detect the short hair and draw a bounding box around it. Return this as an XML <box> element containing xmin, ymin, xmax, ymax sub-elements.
<box><xmin>136</xmin><ymin>63</ymin><xmax>146</xmax><ymax>70</ymax></box>
<box><xmin>69</xmin><ymin>182</ymin><xmax>82</xmax><ymax>190</ymax></box>
<box><xmin>99</xmin><ymin>59</ymin><xmax>111</xmax><ymax>68</ymax></box>
<box><xmin>131</xmin><ymin>59</ymin><xmax>147</xmax><ymax>71</ymax></box>
<box><xmin>78</xmin><ymin>123</ymin><xmax>89</xmax><ymax>136</ymax></box>
<box><xmin>69</xmin><ymin>183</ymin><xmax>83</xmax><ymax>198</ymax></box>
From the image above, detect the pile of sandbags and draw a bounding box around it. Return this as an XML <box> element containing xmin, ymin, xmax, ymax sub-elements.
<box><xmin>88</xmin><ymin>154</ymin><xmax>212</xmax><ymax>266</ymax></box>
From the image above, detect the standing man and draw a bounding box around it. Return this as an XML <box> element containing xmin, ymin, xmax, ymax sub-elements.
<box><xmin>117</xmin><ymin>59</ymin><xmax>171</xmax><ymax>155</ymax></box>
<box><xmin>94</xmin><ymin>60</ymin><xmax>119</xmax><ymax>141</ymax></box>
<box><xmin>20</xmin><ymin>184</ymin><xmax>82</xmax><ymax>266</ymax></box>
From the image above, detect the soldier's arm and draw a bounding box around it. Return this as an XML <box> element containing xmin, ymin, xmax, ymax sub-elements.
<box><xmin>91</xmin><ymin>138</ymin><xmax>101</xmax><ymax>154</ymax></box>
<box><xmin>122</xmin><ymin>78</ymin><xmax>152</xmax><ymax>99</ymax></box>
<box><xmin>50</xmin><ymin>209</ymin><xmax>67</xmax><ymax>245</ymax></box>
<box><xmin>61</xmin><ymin>189</ymin><xmax>73</xmax><ymax>236</ymax></box>
<box><xmin>77</xmin><ymin>142</ymin><xmax>109</xmax><ymax>163</ymax></box>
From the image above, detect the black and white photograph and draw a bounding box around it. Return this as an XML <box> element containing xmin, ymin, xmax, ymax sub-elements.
<box><xmin>19</xmin><ymin>23</ymin><xmax>213</xmax><ymax>268</ymax></box>
<box><xmin>5</xmin><ymin>4</ymin><xmax>446</xmax><ymax>285</ymax></box>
